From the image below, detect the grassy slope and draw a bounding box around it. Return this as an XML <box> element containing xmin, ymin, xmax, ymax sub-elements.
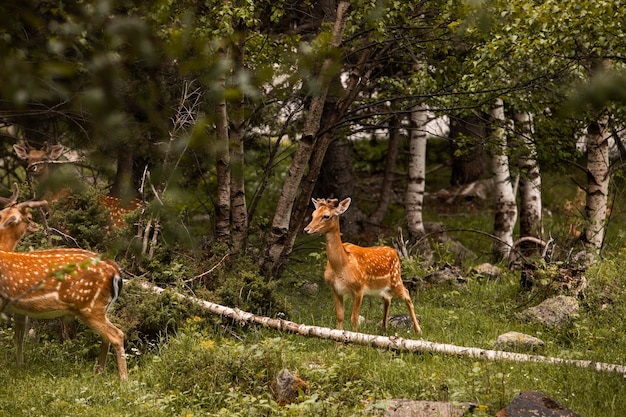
<box><xmin>1</xmin><ymin>168</ymin><xmax>626</xmax><ymax>416</ymax></box>
<box><xmin>0</xmin><ymin>255</ymin><xmax>625</xmax><ymax>417</ymax></box>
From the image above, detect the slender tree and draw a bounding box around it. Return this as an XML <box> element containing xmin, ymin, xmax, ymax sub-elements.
<box><xmin>261</xmin><ymin>1</ymin><xmax>351</xmax><ymax>275</ymax></box>
<box><xmin>491</xmin><ymin>99</ymin><xmax>517</xmax><ymax>260</ymax></box>
<box><xmin>405</xmin><ymin>104</ymin><xmax>432</xmax><ymax>262</ymax></box>
<box><xmin>214</xmin><ymin>47</ymin><xmax>232</xmax><ymax>243</ymax></box>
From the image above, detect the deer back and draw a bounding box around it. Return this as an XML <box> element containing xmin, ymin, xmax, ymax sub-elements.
<box><xmin>341</xmin><ymin>243</ymin><xmax>403</xmax><ymax>289</ymax></box>
<box><xmin>0</xmin><ymin>249</ymin><xmax>122</xmax><ymax>318</ymax></box>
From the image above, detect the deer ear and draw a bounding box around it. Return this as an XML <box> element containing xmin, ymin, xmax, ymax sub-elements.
<box><xmin>13</xmin><ymin>144</ymin><xmax>28</xmax><ymax>160</ymax></box>
<box><xmin>312</xmin><ymin>198</ymin><xmax>320</xmax><ymax>209</ymax></box>
<box><xmin>47</xmin><ymin>144</ymin><xmax>64</xmax><ymax>160</ymax></box>
<box><xmin>1</xmin><ymin>214</ymin><xmax>18</xmax><ymax>229</ymax></box>
<box><xmin>337</xmin><ymin>197</ymin><xmax>351</xmax><ymax>214</ymax></box>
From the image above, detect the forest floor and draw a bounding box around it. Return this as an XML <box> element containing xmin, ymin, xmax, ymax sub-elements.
<box><xmin>1</xmin><ymin>172</ymin><xmax>626</xmax><ymax>416</ymax></box>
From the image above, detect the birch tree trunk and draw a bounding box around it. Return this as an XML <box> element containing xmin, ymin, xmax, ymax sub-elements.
<box><xmin>515</xmin><ymin>112</ymin><xmax>542</xmax><ymax>240</ymax></box>
<box><xmin>491</xmin><ymin>99</ymin><xmax>517</xmax><ymax>260</ymax></box>
<box><xmin>229</xmin><ymin>31</ymin><xmax>248</xmax><ymax>254</ymax></box>
<box><xmin>583</xmin><ymin>117</ymin><xmax>610</xmax><ymax>251</ymax></box>
<box><xmin>515</xmin><ymin>112</ymin><xmax>542</xmax><ymax>288</ymax></box>
<box><xmin>260</xmin><ymin>1</ymin><xmax>351</xmax><ymax>276</ymax></box>
<box><xmin>214</xmin><ymin>47</ymin><xmax>231</xmax><ymax>243</ymax></box>
<box><xmin>139</xmin><ymin>281</ymin><xmax>626</xmax><ymax>375</ymax></box>
<box><xmin>405</xmin><ymin>104</ymin><xmax>432</xmax><ymax>262</ymax></box>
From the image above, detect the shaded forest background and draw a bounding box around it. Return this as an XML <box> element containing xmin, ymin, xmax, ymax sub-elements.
<box><xmin>1</xmin><ymin>0</ymin><xmax>626</xmax><ymax>289</ymax></box>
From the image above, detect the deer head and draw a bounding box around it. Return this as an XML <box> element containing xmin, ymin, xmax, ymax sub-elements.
<box><xmin>13</xmin><ymin>142</ymin><xmax>65</xmax><ymax>181</ymax></box>
<box><xmin>0</xmin><ymin>183</ymin><xmax>48</xmax><ymax>251</ymax></box>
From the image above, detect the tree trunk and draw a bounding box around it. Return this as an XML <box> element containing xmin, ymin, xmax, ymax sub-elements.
<box><xmin>370</xmin><ymin>112</ymin><xmax>401</xmax><ymax>225</ymax></box>
<box><xmin>491</xmin><ymin>99</ymin><xmax>517</xmax><ymax>260</ymax></box>
<box><xmin>229</xmin><ymin>31</ymin><xmax>248</xmax><ymax>254</ymax></box>
<box><xmin>516</xmin><ymin>113</ymin><xmax>542</xmax><ymax>239</ymax></box>
<box><xmin>282</xmin><ymin>45</ymin><xmax>375</xmax><ymax>265</ymax></box>
<box><xmin>139</xmin><ymin>281</ymin><xmax>626</xmax><ymax>375</ymax></box>
<box><xmin>111</xmin><ymin>146</ymin><xmax>137</xmax><ymax>201</ymax></box>
<box><xmin>515</xmin><ymin>112</ymin><xmax>542</xmax><ymax>288</ymax></box>
<box><xmin>405</xmin><ymin>105</ymin><xmax>432</xmax><ymax>262</ymax></box>
<box><xmin>312</xmin><ymin>137</ymin><xmax>366</xmax><ymax>237</ymax></box>
<box><xmin>449</xmin><ymin>114</ymin><xmax>489</xmax><ymax>186</ymax></box>
<box><xmin>583</xmin><ymin>117</ymin><xmax>610</xmax><ymax>251</ymax></box>
<box><xmin>260</xmin><ymin>1</ymin><xmax>351</xmax><ymax>276</ymax></box>
<box><xmin>214</xmin><ymin>48</ymin><xmax>231</xmax><ymax>243</ymax></box>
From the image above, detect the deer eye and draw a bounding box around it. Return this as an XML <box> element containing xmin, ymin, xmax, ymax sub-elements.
<box><xmin>322</xmin><ymin>214</ymin><xmax>330</xmax><ymax>220</ymax></box>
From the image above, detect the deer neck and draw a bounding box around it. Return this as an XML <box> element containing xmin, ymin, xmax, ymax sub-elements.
<box><xmin>324</xmin><ymin>225</ymin><xmax>349</xmax><ymax>271</ymax></box>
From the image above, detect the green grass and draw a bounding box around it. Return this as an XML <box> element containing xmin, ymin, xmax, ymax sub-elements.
<box><xmin>1</xmin><ymin>169</ymin><xmax>626</xmax><ymax>416</ymax></box>
<box><xmin>1</xmin><ymin>253</ymin><xmax>625</xmax><ymax>417</ymax></box>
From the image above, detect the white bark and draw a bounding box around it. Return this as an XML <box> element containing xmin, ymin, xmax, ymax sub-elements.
<box><xmin>515</xmin><ymin>112</ymin><xmax>542</xmax><ymax>239</ymax></box>
<box><xmin>584</xmin><ymin>117</ymin><xmax>610</xmax><ymax>250</ymax></box>
<box><xmin>138</xmin><ymin>281</ymin><xmax>626</xmax><ymax>375</ymax></box>
<box><xmin>491</xmin><ymin>99</ymin><xmax>518</xmax><ymax>260</ymax></box>
<box><xmin>405</xmin><ymin>104</ymin><xmax>432</xmax><ymax>262</ymax></box>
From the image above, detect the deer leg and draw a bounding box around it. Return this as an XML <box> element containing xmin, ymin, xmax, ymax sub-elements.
<box><xmin>61</xmin><ymin>316</ymin><xmax>76</xmax><ymax>341</ymax></box>
<box><xmin>82</xmin><ymin>314</ymin><xmax>127</xmax><ymax>380</ymax></box>
<box><xmin>382</xmin><ymin>295</ymin><xmax>392</xmax><ymax>331</ymax></box>
<box><xmin>401</xmin><ymin>289</ymin><xmax>421</xmax><ymax>334</ymax></box>
<box><xmin>351</xmin><ymin>291</ymin><xmax>364</xmax><ymax>331</ymax></box>
<box><xmin>393</xmin><ymin>286</ymin><xmax>421</xmax><ymax>334</ymax></box>
<box><xmin>404</xmin><ymin>298</ymin><xmax>421</xmax><ymax>334</ymax></box>
<box><xmin>96</xmin><ymin>339</ymin><xmax>111</xmax><ymax>375</ymax></box>
<box><xmin>13</xmin><ymin>314</ymin><xmax>27</xmax><ymax>367</ymax></box>
<box><xmin>330</xmin><ymin>289</ymin><xmax>345</xmax><ymax>330</ymax></box>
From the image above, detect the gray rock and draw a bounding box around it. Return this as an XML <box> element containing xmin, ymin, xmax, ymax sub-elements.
<box><xmin>384</xmin><ymin>399</ymin><xmax>476</xmax><ymax>417</ymax></box>
<box><xmin>471</xmin><ymin>263</ymin><xmax>502</xmax><ymax>280</ymax></box>
<box><xmin>271</xmin><ymin>368</ymin><xmax>307</xmax><ymax>406</ymax></box>
<box><xmin>384</xmin><ymin>314</ymin><xmax>417</xmax><ymax>332</ymax></box>
<box><xmin>517</xmin><ymin>295</ymin><xmax>579</xmax><ymax>327</ymax></box>
<box><xmin>496</xmin><ymin>390</ymin><xmax>581</xmax><ymax>417</ymax></box>
<box><xmin>422</xmin><ymin>264</ymin><xmax>466</xmax><ymax>285</ymax></box>
<box><xmin>493</xmin><ymin>331</ymin><xmax>545</xmax><ymax>353</ymax></box>
<box><xmin>298</xmin><ymin>281</ymin><xmax>319</xmax><ymax>296</ymax></box>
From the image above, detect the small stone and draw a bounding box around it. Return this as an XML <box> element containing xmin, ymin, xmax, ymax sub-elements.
<box><xmin>384</xmin><ymin>399</ymin><xmax>476</xmax><ymax>417</ymax></box>
<box><xmin>271</xmin><ymin>368</ymin><xmax>308</xmax><ymax>406</ymax></box>
<box><xmin>471</xmin><ymin>263</ymin><xmax>502</xmax><ymax>279</ymax></box>
<box><xmin>493</xmin><ymin>331</ymin><xmax>545</xmax><ymax>353</ymax></box>
<box><xmin>517</xmin><ymin>296</ymin><xmax>579</xmax><ymax>327</ymax></box>
<box><xmin>298</xmin><ymin>281</ymin><xmax>319</xmax><ymax>296</ymax></box>
<box><xmin>385</xmin><ymin>314</ymin><xmax>414</xmax><ymax>331</ymax></box>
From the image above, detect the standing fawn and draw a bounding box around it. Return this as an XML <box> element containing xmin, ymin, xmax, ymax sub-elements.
<box><xmin>304</xmin><ymin>198</ymin><xmax>421</xmax><ymax>334</ymax></box>
<box><xmin>0</xmin><ymin>186</ymin><xmax>127</xmax><ymax>379</ymax></box>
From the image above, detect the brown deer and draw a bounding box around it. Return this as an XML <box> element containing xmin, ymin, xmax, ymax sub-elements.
<box><xmin>0</xmin><ymin>183</ymin><xmax>49</xmax><ymax>251</ymax></box>
<box><xmin>13</xmin><ymin>142</ymin><xmax>65</xmax><ymax>184</ymax></box>
<box><xmin>0</xmin><ymin>186</ymin><xmax>127</xmax><ymax>379</ymax></box>
<box><xmin>14</xmin><ymin>142</ymin><xmax>141</xmax><ymax>229</ymax></box>
<box><xmin>304</xmin><ymin>198</ymin><xmax>421</xmax><ymax>334</ymax></box>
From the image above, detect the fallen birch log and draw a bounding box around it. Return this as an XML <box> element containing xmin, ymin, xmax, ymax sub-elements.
<box><xmin>138</xmin><ymin>281</ymin><xmax>626</xmax><ymax>375</ymax></box>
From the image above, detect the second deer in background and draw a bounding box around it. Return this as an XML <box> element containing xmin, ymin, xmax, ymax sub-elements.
<box><xmin>304</xmin><ymin>197</ymin><xmax>422</xmax><ymax>334</ymax></box>
<box><xmin>13</xmin><ymin>142</ymin><xmax>141</xmax><ymax>230</ymax></box>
